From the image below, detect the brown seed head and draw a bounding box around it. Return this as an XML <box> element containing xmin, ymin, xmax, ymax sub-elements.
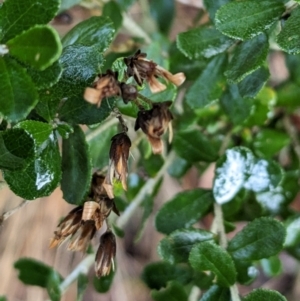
<box><xmin>124</xmin><ymin>50</ymin><xmax>186</xmax><ymax>93</ymax></box>
<box><xmin>49</xmin><ymin>206</ymin><xmax>83</xmax><ymax>248</ymax></box>
<box><xmin>95</xmin><ymin>230</ymin><xmax>116</xmax><ymax>278</ymax></box>
<box><xmin>84</xmin><ymin>70</ymin><xmax>121</xmax><ymax>107</ymax></box>
<box><xmin>135</xmin><ymin>101</ymin><xmax>173</xmax><ymax>154</ymax></box>
<box><xmin>67</xmin><ymin>220</ymin><xmax>97</xmax><ymax>252</ymax></box>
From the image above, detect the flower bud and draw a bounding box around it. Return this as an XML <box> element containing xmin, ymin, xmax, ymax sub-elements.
<box><xmin>135</xmin><ymin>101</ymin><xmax>173</xmax><ymax>154</ymax></box>
<box><xmin>95</xmin><ymin>230</ymin><xmax>116</xmax><ymax>278</ymax></box>
<box><xmin>119</xmin><ymin>82</ymin><xmax>138</xmax><ymax>103</ymax></box>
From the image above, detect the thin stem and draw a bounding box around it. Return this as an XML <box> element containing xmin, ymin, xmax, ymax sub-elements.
<box><xmin>59</xmin><ymin>254</ymin><xmax>94</xmax><ymax>293</ymax></box>
<box><xmin>212</xmin><ymin>205</ymin><xmax>241</xmax><ymax>301</ymax></box>
<box><xmin>0</xmin><ymin>199</ymin><xmax>30</xmax><ymax>226</ymax></box>
<box><xmin>113</xmin><ymin>107</ymin><xmax>129</xmax><ymax>132</ymax></box>
<box><xmin>137</xmin><ymin>93</ymin><xmax>153</xmax><ymax>107</ymax></box>
<box><xmin>117</xmin><ymin>151</ymin><xmax>176</xmax><ymax>229</ymax></box>
<box><xmin>86</xmin><ymin>117</ymin><xmax>118</xmax><ymax>142</ymax></box>
<box><xmin>122</xmin><ymin>13</ymin><xmax>152</xmax><ymax>44</ymax></box>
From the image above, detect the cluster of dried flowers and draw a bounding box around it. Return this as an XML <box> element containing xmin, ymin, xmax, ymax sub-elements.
<box><xmin>84</xmin><ymin>49</ymin><xmax>185</xmax><ymax>154</ymax></box>
<box><xmin>50</xmin><ymin>173</ymin><xmax>119</xmax><ymax>277</ymax></box>
<box><xmin>50</xmin><ymin>50</ymin><xmax>185</xmax><ymax>278</ymax></box>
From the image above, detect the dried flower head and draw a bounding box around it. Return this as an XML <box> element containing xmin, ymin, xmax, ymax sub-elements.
<box><xmin>135</xmin><ymin>101</ymin><xmax>173</xmax><ymax>154</ymax></box>
<box><xmin>67</xmin><ymin>220</ymin><xmax>97</xmax><ymax>252</ymax></box>
<box><xmin>124</xmin><ymin>49</ymin><xmax>186</xmax><ymax>93</ymax></box>
<box><xmin>49</xmin><ymin>206</ymin><xmax>83</xmax><ymax>248</ymax></box>
<box><xmin>84</xmin><ymin>70</ymin><xmax>121</xmax><ymax>107</ymax></box>
<box><xmin>107</xmin><ymin>132</ymin><xmax>131</xmax><ymax>191</ymax></box>
<box><xmin>95</xmin><ymin>230</ymin><xmax>116</xmax><ymax>278</ymax></box>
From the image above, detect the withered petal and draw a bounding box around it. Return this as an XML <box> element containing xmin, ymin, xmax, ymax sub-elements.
<box><xmin>84</xmin><ymin>87</ymin><xmax>102</xmax><ymax>107</ymax></box>
<box><xmin>147</xmin><ymin>135</ymin><xmax>163</xmax><ymax>154</ymax></box>
<box><xmin>148</xmin><ymin>76</ymin><xmax>167</xmax><ymax>93</ymax></box>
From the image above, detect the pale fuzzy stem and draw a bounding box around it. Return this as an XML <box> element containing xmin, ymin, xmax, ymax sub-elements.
<box><xmin>117</xmin><ymin>151</ymin><xmax>176</xmax><ymax>228</ymax></box>
<box><xmin>212</xmin><ymin>203</ymin><xmax>241</xmax><ymax>301</ymax></box>
<box><xmin>59</xmin><ymin>254</ymin><xmax>94</xmax><ymax>293</ymax></box>
<box><xmin>0</xmin><ymin>199</ymin><xmax>30</xmax><ymax>226</ymax></box>
<box><xmin>122</xmin><ymin>13</ymin><xmax>152</xmax><ymax>44</ymax></box>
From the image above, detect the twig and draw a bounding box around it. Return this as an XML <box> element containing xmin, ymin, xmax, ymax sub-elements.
<box><xmin>283</xmin><ymin>115</ymin><xmax>300</xmax><ymax>167</ymax></box>
<box><xmin>117</xmin><ymin>151</ymin><xmax>176</xmax><ymax>228</ymax></box>
<box><xmin>122</xmin><ymin>13</ymin><xmax>152</xmax><ymax>44</ymax></box>
<box><xmin>86</xmin><ymin>117</ymin><xmax>118</xmax><ymax>142</ymax></box>
<box><xmin>212</xmin><ymin>203</ymin><xmax>241</xmax><ymax>301</ymax></box>
<box><xmin>59</xmin><ymin>254</ymin><xmax>94</xmax><ymax>294</ymax></box>
<box><xmin>0</xmin><ymin>199</ymin><xmax>30</xmax><ymax>226</ymax></box>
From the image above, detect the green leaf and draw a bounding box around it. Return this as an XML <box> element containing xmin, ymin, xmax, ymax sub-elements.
<box><xmin>141</xmin><ymin>262</ymin><xmax>192</xmax><ymax>289</ymax></box>
<box><xmin>88</xmin><ymin>124</ymin><xmax>117</xmax><ymax>169</ymax></box>
<box><xmin>14</xmin><ymin>258</ymin><xmax>63</xmax><ymax>288</ymax></box>
<box><xmin>103</xmin><ymin>1</ymin><xmax>123</xmax><ymax>30</ymax></box>
<box><xmin>62</xmin><ymin>16</ymin><xmax>115</xmax><ymax>48</ymax></box>
<box><xmin>158</xmin><ymin>228</ymin><xmax>215</xmax><ymax>264</ymax></box>
<box><xmin>0</xmin><ymin>297</ymin><xmax>7</xmax><ymax>301</ymax></box>
<box><xmin>215</xmin><ymin>1</ymin><xmax>285</xmax><ymax>40</ymax></box>
<box><xmin>214</xmin><ymin>146</ymin><xmax>283</xmax><ymax>204</ymax></box>
<box><xmin>59</xmin><ymin>95</ymin><xmax>113</xmax><ymax>125</ymax></box>
<box><xmin>151</xmin><ymin>281</ymin><xmax>188</xmax><ymax>301</ymax></box>
<box><xmin>0</xmin><ymin>56</ymin><xmax>38</xmax><ymax>122</ymax></box>
<box><xmin>243</xmin><ymin>288</ymin><xmax>287</xmax><ymax>301</ymax></box>
<box><xmin>0</xmin><ymin>128</ymin><xmax>34</xmax><ymax>171</ymax></box>
<box><xmin>213</xmin><ymin>147</ymin><xmax>254</xmax><ymax>204</ymax></box>
<box><xmin>277</xmin><ymin>7</ymin><xmax>300</xmax><ymax>54</ymax></box>
<box><xmin>93</xmin><ymin>270</ymin><xmax>115</xmax><ymax>293</ymax></box>
<box><xmin>253</xmin><ymin>129</ymin><xmax>290</xmax><ymax>159</ymax></box>
<box><xmin>238</xmin><ymin>67</ymin><xmax>270</xmax><ymax>99</ymax></box>
<box><xmin>186</xmin><ymin>54</ymin><xmax>227</xmax><ymax>109</ymax></box>
<box><xmin>203</xmin><ymin>0</ymin><xmax>230</xmax><ymax>22</ymax></box>
<box><xmin>77</xmin><ymin>274</ymin><xmax>89</xmax><ymax>301</ymax></box>
<box><xmin>14</xmin><ymin>120</ymin><xmax>53</xmax><ymax>150</ymax></box>
<box><xmin>220</xmin><ymin>85</ymin><xmax>253</xmax><ymax>125</ymax></box>
<box><xmin>0</xmin><ymin>0</ymin><xmax>60</xmax><ymax>42</ymax></box>
<box><xmin>284</xmin><ymin>215</ymin><xmax>300</xmax><ymax>247</ymax></box>
<box><xmin>189</xmin><ymin>241</ymin><xmax>236</xmax><ymax>287</ymax></box>
<box><xmin>7</xmin><ymin>25</ymin><xmax>62</xmax><ymax>70</ymax></box>
<box><xmin>47</xmin><ymin>271</ymin><xmax>62</xmax><ymax>301</ymax></box>
<box><xmin>199</xmin><ymin>284</ymin><xmax>230</xmax><ymax>301</ymax></box>
<box><xmin>260</xmin><ymin>256</ymin><xmax>282</xmax><ymax>277</ymax></box>
<box><xmin>61</xmin><ymin>125</ymin><xmax>92</xmax><ymax>205</ymax></box>
<box><xmin>227</xmin><ymin>217</ymin><xmax>286</xmax><ymax>261</ymax></box>
<box><xmin>150</xmin><ymin>0</ymin><xmax>175</xmax><ymax>34</ymax></box>
<box><xmin>243</xmin><ymin>159</ymin><xmax>283</xmax><ymax>193</ymax></box>
<box><xmin>225</xmin><ymin>34</ymin><xmax>269</xmax><ymax>83</ymax></box>
<box><xmin>55</xmin><ymin>123</ymin><xmax>74</xmax><ymax>139</ymax></box>
<box><xmin>177</xmin><ymin>27</ymin><xmax>233</xmax><ymax>59</ymax></box>
<box><xmin>167</xmin><ymin>156</ymin><xmax>191</xmax><ymax>178</ymax></box>
<box><xmin>4</xmin><ymin>131</ymin><xmax>61</xmax><ymax>199</ymax></box>
<box><xmin>27</xmin><ymin>61</ymin><xmax>63</xmax><ymax>90</ymax></box>
<box><xmin>173</xmin><ymin>130</ymin><xmax>218</xmax><ymax>163</ymax></box>
<box><xmin>256</xmin><ymin>175</ymin><xmax>299</xmax><ymax>216</ymax></box>
<box><xmin>155</xmin><ymin>189</ymin><xmax>214</xmax><ymax>234</ymax></box>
